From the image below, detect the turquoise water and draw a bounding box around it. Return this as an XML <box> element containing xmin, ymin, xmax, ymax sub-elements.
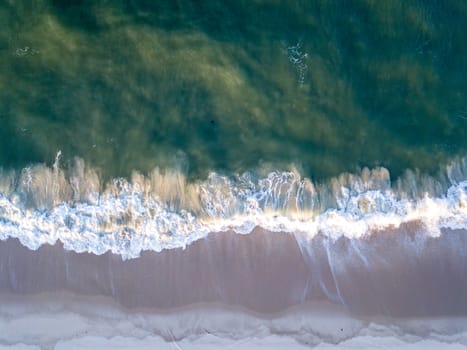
<box><xmin>1</xmin><ymin>0</ymin><xmax>466</xmax><ymax>182</ymax></box>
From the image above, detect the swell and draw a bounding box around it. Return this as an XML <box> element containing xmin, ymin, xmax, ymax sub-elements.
<box><xmin>0</xmin><ymin>154</ymin><xmax>466</xmax><ymax>257</ymax></box>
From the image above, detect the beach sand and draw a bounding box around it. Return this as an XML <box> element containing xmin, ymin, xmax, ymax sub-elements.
<box><xmin>1</xmin><ymin>227</ymin><xmax>466</xmax><ymax>348</ymax></box>
<box><xmin>1</xmin><ymin>291</ymin><xmax>466</xmax><ymax>349</ymax></box>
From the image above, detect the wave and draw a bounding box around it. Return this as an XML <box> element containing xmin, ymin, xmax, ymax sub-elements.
<box><xmin>1</xmin><ymin>292</ymin><xmax>467</xmax><ymax>349</ymax></box>
<box><xmin>0</xmin><ymin>153</ymin><xmax>466</xmax><ymax>258</ymax></box>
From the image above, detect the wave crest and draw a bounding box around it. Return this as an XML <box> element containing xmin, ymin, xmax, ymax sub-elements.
<box><xmin>0</xmin><ymin>155</ymin><xmax>466</xmax><ymax>258</ymax></box>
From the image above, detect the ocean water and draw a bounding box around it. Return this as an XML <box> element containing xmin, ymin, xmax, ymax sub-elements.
<box><xmin>1</xmin><ymin>1</ymin><xmax>467</xmax><ymax>349</ymax></box>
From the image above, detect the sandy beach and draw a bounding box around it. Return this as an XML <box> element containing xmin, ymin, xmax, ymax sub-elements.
<box><xmin>1</xmin><ymin>226</ymin><xmax>466</xmax><ymax>316</ymax></box>
<box><xmin>1</xmin><ymin>227</ymin><xmax>467</xmax><ymax>348</ymax></box>
<box><xmin>1</xmin><ymin>290</ymin><xmax>466</xmax><ymax>349</ymax></box>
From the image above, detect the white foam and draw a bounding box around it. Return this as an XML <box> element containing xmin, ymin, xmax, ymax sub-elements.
<box><xmin>0</xmin><ymin>294</ymin><xmax>466</xmax><ymax>350</ymax></box>
<box><xmin>0</xmin><ymin>158</ymin><xmax>466</xmax><ymax>258</ymax></box>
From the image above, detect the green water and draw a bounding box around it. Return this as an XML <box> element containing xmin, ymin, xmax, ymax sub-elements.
<box><xmin>1</xmin><ymin>0</ymin><xmax>466</xmax><ymax>182</ymax></box>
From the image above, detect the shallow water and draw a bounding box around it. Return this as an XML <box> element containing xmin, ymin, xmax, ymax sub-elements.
<box><xmin>1</xmin><ymin>1</ymin><xmax>466</xmax><ymax>180</ymax></box>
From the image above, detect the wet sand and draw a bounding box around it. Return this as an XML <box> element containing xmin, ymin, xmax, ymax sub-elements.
<box><xmin>1</xmin><ymin>225</ymin><xmax>466</xmax><ymax>317</ymax></box>
<box><xmin>1</xmin><ymin>226</ymin><xmax>467</xmax><ymax>348</ymax></box>
<box><xmin>1</xmin><ymin>290</ymin><xmax>466</xmax><ymax>349</ymax></box>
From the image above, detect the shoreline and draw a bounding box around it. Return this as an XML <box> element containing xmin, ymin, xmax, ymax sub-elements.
<box><xmin>1</xmin><ymin>226</ymin><xmax>466</xmax><ymax>317</ymax></box>
<box><xmin>1</xmin><ymin>290</ymin><xmax>466</xmax><ymax>349</ymax></box>
<box><xmin>1</xmin><ymin>226</ymin><xmax>467</xmax><ymax>348</ymax></box>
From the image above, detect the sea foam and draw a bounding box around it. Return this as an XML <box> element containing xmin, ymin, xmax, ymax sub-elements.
<box><xmin>0</xmin><ymin>155</ymin><xmax>466</xmax><ymax>258</ymax></box>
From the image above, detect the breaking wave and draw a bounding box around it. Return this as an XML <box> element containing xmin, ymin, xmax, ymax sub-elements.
<box><xmin>0</xmin><ymin>153</ymin><xmax>466</xmax><ymax>258</ymax></box>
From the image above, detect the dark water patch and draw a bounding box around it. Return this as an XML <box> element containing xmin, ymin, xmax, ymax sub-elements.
<box><xmin>50</xmin><ymin>0</ymin><xmax>102</xmax><ymax>33</ymax></box>
<box><xmin>0</xmin><ymin>118</ymin><xmax>42</xmax><ymax>169</ymax></box>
